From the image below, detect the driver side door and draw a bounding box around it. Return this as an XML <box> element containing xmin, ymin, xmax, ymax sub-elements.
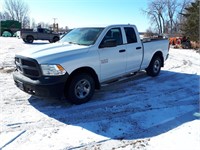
<box><xmin>98</xmin><ymin>28</ymin><xmax>126</xmax><ymax>82</ymax></box>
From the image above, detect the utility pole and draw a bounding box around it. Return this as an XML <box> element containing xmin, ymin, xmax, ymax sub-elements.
<box><xmin>52</xmin><ymin>18</ymin><xmax>58</xmax><ymax>32</ymax></box>
<box><xmin>53</xmin><ymin>18</ymin><xmax>57</xmax><ymax>24</ymax></box>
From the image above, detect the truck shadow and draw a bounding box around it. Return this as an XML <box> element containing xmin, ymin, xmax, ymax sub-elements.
<box><xmin>28</xmin><ymin>70</ymin><xmax>199</xmax><ymax>140</ymax></box>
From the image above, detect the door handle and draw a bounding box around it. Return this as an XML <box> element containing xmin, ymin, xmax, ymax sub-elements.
<box><xmin>136</xmin><ymin>47</ymin><xmax>142</xmax><ymax>50</ymax></box>
<box><xmin>119</xmin><ymin>49</ymin><xmax>126</xmax><ymax>53</ymax></box>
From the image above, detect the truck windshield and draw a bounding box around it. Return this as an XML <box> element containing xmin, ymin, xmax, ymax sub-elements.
<box><xmin>60</xmin><ymin>27</ymin><xmax>104</xmax><ymax>46</ymax></box>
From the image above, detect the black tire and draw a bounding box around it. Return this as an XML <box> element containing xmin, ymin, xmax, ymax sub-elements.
<box><xmin>53</xmin><ymin>36</ymin><xmax>59</xmax><ymax>43</ymax></box>
<box><xmin>26</xmin><ymin>36</ymin><xmax>34</xmax><ymax>43</ymax></box>
<box><xmin>146</xmin><ymin>55</ymin><xmax>162</xmax><ymax>77</ymax></box>
<box><xmin>22</xmin><ymin>38</ymin><xmax>28</xmax><ymax>43</ymax></box>
<box><xmin>66</xmin><ymin>73</ymin><xmax>95</xmax><ymax>104</ymax></box>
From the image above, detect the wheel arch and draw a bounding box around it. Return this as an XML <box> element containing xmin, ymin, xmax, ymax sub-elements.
<box><xmin>53</xmin><ymin>36</ymin><xmax>60</xmax><ymax>39</ymax></box>
<box><xmin>65</xmin><ymin>67</ymin><xmax>100</xmax><ymax>90</ymax></box>
<box><xmin>152</xmin><ymin>51</ymin><xmax>164</xmax><ymax>67</ymax></box>
<box><xmin>26</xmin><ymin>35</ymin><xmax>34</xmax><ymax>39</ymax></box>
<box><xmin>1</xmin><ymin>29</ymin><xmax>13</xmax><ymax>36</ymax></box>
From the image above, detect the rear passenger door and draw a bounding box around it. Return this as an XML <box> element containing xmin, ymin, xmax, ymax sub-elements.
<box><xmin>37</xmin><ymin>28</ymin><xmax>45</xmax><ymax>40</ymax></box>
<box><xmin>124</xmin><ymin>27</ymin><xmax>143</xmax><ymax>73</ymax></box>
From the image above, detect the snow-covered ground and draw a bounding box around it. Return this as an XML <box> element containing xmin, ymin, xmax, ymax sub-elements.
<box><xmin>0</xmin><ymin>37</ymin><xmax>200</xmax><ymax>150</ymax></box>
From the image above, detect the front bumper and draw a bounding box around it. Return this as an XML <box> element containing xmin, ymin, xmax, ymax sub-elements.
<box><xmin>13</xmin><ymin>71</ymin><xmax>69</xmax><ymax>98</ymax></box>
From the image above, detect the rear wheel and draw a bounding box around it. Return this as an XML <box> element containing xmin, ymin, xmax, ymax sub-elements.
<box><xmin>66</xmin><ymin>73</ymin><xmax>95</xmax><ymax>104</ymax></box>
<box><xmin>146</xmin><ymin>56</ymin><xmax>162</xmax><ymax>77</ymax></box>
<box><xmin>53</xmin><ymin>37</ymin><xmax>59</xmax><ymax>42</ymax></box>
<box><xmin>49</xmin><ymin>36</ymin><xmax>59</xmax><ymax>43</ymax></box>
<box><xmin>49</xmin><ymin>37</ymin><xmax>59</xmax><ymax>43</ymax></box>
<box><xmin>26</xmin><ymin>36</ymin><xmax>34</xmax><ymax>43</ymax></box>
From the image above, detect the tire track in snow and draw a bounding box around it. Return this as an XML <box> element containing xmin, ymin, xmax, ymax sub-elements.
<box><xmin>4</xmin><ymin>83</ymin><xmax>197</xmax><ymax>132</ymax></box>
<box><xmin>2</xmin><ymin>99</ymin><xmax>197</xmax><ymax>135</ymax></box>
<box><xmin>2</xmin><ymin>65</ymin><xmax>199</xmax><ymax>132</ymax></box>
<box><xmin>1</xmin><ymin>45</ymin><xmax>199</xmax><ymax>149</ymax></box>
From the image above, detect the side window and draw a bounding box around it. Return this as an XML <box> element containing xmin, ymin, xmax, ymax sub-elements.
<box><xmin>101</xmin><ymin>28</ymin><xmax>123</xmax><ymax>46</ymax></box>
<box><xmin>38</xmin><ymin>28</ymin><xmax>44</xmax><ymax>33</ymax></box>
<box><xmin>124</xmin><ymin>27</ymin><xmax>137</xmax><ymax>43</ymax></box>
<box><xmin>45</xmin><ymin>29</ymin><xmax>51</xmax><ymax>34</ymax></box>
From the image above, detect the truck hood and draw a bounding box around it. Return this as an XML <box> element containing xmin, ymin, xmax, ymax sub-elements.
<box><xmin>17</xmin><ymin>42</ymin><xmax>90</xmax><ymax>64</ymax></box>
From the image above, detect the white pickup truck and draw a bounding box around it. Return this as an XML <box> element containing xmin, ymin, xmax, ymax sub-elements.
<box><xmin>13</xmin><ymin>24</ymin><xmax>169</xmax><ymax>104</ymax></box>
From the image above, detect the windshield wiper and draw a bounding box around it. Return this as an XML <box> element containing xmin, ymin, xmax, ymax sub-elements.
<box><xmin>68</xmin><ymin>41</ymin><xmax>78</xmax><ymax>45</ymax></box>
<box><xmin>68</xmin><ymin>42</ymin><xmax>89</xmax><ymax>46</ymax></box>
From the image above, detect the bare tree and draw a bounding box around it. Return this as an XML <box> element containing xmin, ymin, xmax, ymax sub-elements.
<box><xmin>31</xmin><ymin>18</ymin><xmax>36</xmax><ymax>29</ymax></box>
<box><xmin>143</xmin><ymin>0</ymin><xmax>193</xmax><ymax>34</ymax></box>
<box><xmin>167</xmin><ymin>0</ymin><xmax>177</xmax><ymax>33</ymax></box>
<box><xmin>145</xmin><ymin>10</ymin><xmax>160</xmax><ymax>33</ymax></box>
<box><xmin>0</xmin><ymin>12</ymin><xmax>3</xmax><ymax>20</ymax></box>
<box><xmin>0</xmin><ymin>12</ymin><xmax>12</xmax><ymax>20</ymax></box>
<box><xmin>38</xmin><ymin>22</ymin><xmax>51</xmax><ymax>29</ymax></box>
<box><xmin>142</xmin><ymin>0</ymin><xmax>166</xmax><ymax>34</ymax></box>
<box><xmin>152</xmin><ymin>0</ymin><xmax>166</xmax><ymax>33</ymax></box>
<box><xmin>23</xmin><ymin>16</ymin><xmax>30</xmax><ymax>28</ymax></box>
<box><xmin>3</xmin><ymin>0</ymin><xmax>29</xmax><ymax>28</ymax></box>
<box><xmin>145</xmin><ymin>27</ymin><xmax>154</xmax><ymax>37</ymax></box>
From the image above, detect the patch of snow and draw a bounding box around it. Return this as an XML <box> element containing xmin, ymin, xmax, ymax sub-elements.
<box><xmin>0</xmin><ymin>37</ymin><xmax>200</xmax><ymax>150</ymax></box>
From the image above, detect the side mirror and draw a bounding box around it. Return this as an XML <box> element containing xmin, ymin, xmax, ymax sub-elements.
<box><xmin>99</xmin><ymin>39</ymin><xmax>117</xmax><ymax>48</ymax></box>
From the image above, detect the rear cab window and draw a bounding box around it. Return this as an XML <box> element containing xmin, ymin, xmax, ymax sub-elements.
<box><xmin>124</xmin><ymin>27</ymin><xmax>137</xmax><ymax>44</ymax></box>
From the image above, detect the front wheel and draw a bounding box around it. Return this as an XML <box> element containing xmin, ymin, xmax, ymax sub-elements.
<box><xmin>146</xmin><ymin>56</ymin><xmax>162</xmax><ymax>77</ymax></box>
<box><xmin>66</xmin><ymin>73</ymin><xmax>95</xmax><ymax>104</ymax></box>
<box><xmin>22</xmin><ymin>38</ymin><xmax>28</xmax><ymax>43</ymax></box>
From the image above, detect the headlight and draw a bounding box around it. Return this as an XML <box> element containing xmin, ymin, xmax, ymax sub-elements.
<box><xmin>40</xmin><ymin>64</ymin><xmax>66</xmax><ymax>76</ymax></box>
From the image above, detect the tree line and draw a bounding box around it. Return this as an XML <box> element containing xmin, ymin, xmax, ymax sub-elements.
<box><xmin>0</xmin><ymin>0</ymin><xmax>30</xmax><ymax>28</ymax></box>
<box><xmin>0</xmin><ymin>0</ymin><xmax>69</xmax><ymax>32</ymax></box>
<box><xmin>181</xmin><ymin>0</ymin><xmax>199</xmax><ymax>41</ymax></box>
<box><xmin>143</xmin><ymin>0</ymin><xmax>199</xmax><ymax>42</ymax></box>
<box><xmin>0</xmin><ymin>0</ymin><xmax>53</xmax><ymax>29</ymax></box>
<box><xmin>143</xmin><ymin>0</ymin><xmax>190</xmax><ymax>34</ymax></box>
<box><xmin>0</xmin><ymin>0</ymin><xmax>199</xmax><ymax>42</ymax></box>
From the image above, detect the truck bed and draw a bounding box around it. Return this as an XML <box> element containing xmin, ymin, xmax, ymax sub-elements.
<box><xmin>141</xmin><ymin>39</ymin><xmax>169</xmax><ymax>69</ymax></box>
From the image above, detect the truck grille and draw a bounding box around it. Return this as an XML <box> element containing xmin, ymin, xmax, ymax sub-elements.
<box><xmin>15</xmin><ymin>57</ymin><xmax>41</xmax><ymax>78</ymax></box>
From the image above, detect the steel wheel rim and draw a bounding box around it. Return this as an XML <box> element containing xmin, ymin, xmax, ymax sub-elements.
<box><xmin>75</xmin><ymin>79</ymin><xmax>91</xmax><ymax>99</ymax></box>
<box><xmin>153</xmin><ymin>59</ymin><xmax>161</xmax><ymax>73</ymax></box>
